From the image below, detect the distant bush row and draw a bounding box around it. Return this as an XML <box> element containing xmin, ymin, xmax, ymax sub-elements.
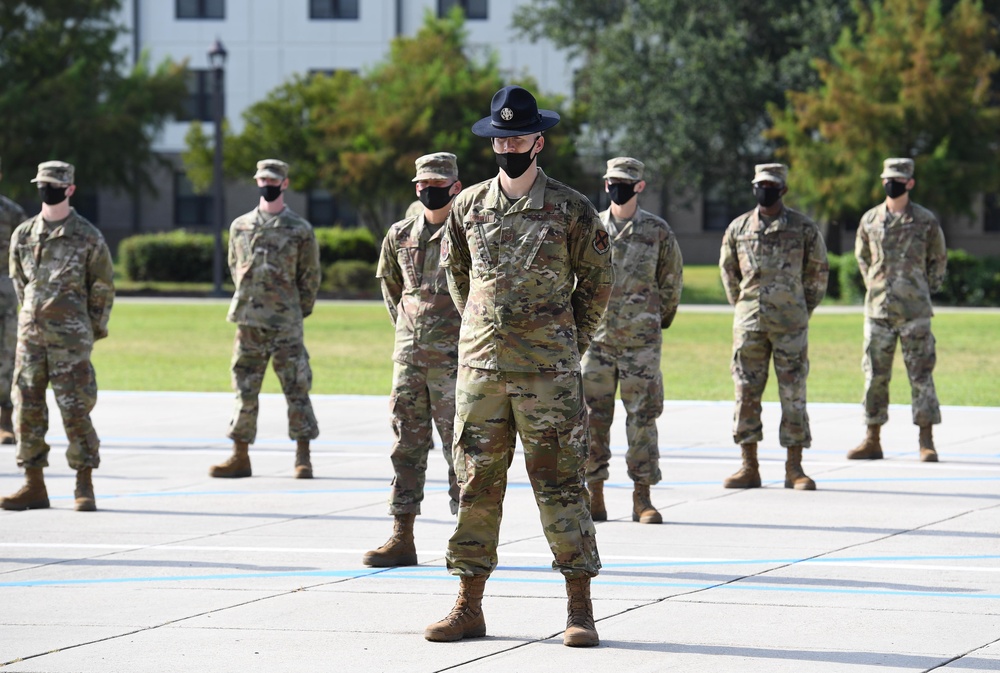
<box><xmin>117</xmin><ymin>229</ymin><xmax>999</xmax><ymax>305</ymax></box>
<box><xmin>117</xmin><ymin>227</ymin><xmax>380</xmax><ymax>295</ymax></box>
<box><xmin>828</xmin><ymin>249</ymin><xmax>1000</xmax><ymax>306</ymax></box>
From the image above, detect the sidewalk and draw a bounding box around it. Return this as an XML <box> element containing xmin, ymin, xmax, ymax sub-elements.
<box><xmin>1</xmin><ymin>392</ymin><xmax>998</xmax><ymax>672</ymax></box>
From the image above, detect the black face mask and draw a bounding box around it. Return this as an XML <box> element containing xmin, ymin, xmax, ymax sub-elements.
<box><xmin>38</xmin><ymin>184</ymin><xmax>68</xmax><ymax>206</ymax></box>
<box><xmin>753</xmin><ymin>185</ymin><xmax>783</xmax><ymax>208</ymax></box>
<box><xmin>884</xmin><ymin>180</ymin><xmax>908</xmax><ymax>199</ymax></box>
<box><xmin>495</xmin><ymin>148</ymin><xmax>536</xmax><ymax>180</ymax></box>
<box><xmin>259</xmin><ymin>185</ymin><xmax>283</xmax><ymax>202</ymax></box>
<box><xmin>608</xmin><ymin>182</ymin><xmax>637</xmax><ymax>206</ymax></box>
<box><xmin>417</xmin><ymin>184</ymin><xmax>455</xmax><ymax>211</ymax></box>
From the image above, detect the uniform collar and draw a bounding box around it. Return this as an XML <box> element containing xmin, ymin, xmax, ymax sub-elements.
<box><xmin>485</xmin><ymin>168</ymin><xmax>549</xmax><ymax>214</ymax></box>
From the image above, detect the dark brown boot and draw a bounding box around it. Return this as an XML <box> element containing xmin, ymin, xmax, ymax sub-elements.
<box><xmin>919</xmin><ymin>425</ymin><xmax>938</xmax><ymax>462</ymax></box>
<box><xmin>847</xmin><ymin>424</ymin><xmax>883</xmax><ymax>459</ymax></box>
<box><xmin>362</xmin><ymin>513</ymin><xmax>417</xmax><ymax>567</ymax></box>
<box><xmin>588</xmin><ymin>481</ymin><xmax>607</xmax><ymax>522</ymax></box>
<box><xmin>0</xmin><ymin>405</ymin><xmax>14</xmax><ymax>445</ymax></box>
<box><xmin>294</xmin><ymin>439</ymin><xmax>313</xmax><ymax>479</ymax></box>
<box><xmin>723</xmin><ymin>443</ymin><xmax>761</xmax><ymax>488</ymax></box>
<box><xmin>632</xmin><ymin>483</ymin><xmax>662</xmax><ymax>524</ymax></box>
<box><xmin>74</xmin><ymin>467</ymin><xmax>97</xmax><ymax>512</ymax></box>
<box><xmin>210</xmin><ymin>440</ymin><xmax>251</xmax><ymax>478</ymax></box>
<box><xmin>0</xmin><ymin>467</ymin><xmax>49</xmax><ymax>510</ymax></box>
<box><xmin>564</xmin><ymin>576</ymin><xmax>599</xmax><ymax>647</ymax></box>
<box><xmin>424</xmin><ymin>575</ymin><xmax>488</xmax><ymax>642</ymax></box>
<box><xmin>785</xmin><ymin>446</ymin><xmax>816</xmax><ymax>490</ymax></box>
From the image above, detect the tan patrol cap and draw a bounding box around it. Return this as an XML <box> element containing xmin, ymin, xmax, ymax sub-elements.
<box><xmin>413</xmin><ymin>152</ymin><xmax>458</xmax><ymax>182</ymax></box>
<box><xmin>253</xmin><ymin>159</ymin><xmax>289</xmax><ymax>181</ymax></box>
<box><xmin>31</xmin><ymin>160</ymin><xmax>75</xmax><ymax>185</ymax></box>
<box><xmin>880</xmin><ymin>158</ymin><xmax>914</xmax><ymax>180</ymax></box>
<box><xmin>603</xmin><ymin>157</ymin><xmax>645</xmax><ymax>182</ymax></box>
<box><xmin>752</xmin><ymin>163</ymin><xmax>787</xmax><ymax>186</ymax></box>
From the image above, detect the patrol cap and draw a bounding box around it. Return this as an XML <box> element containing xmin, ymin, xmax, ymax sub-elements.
<box><xmin>253</xmin><ymin>159</ymin><xmax>289</xmax><ymax>181</ymax></box>
<box><xmin>603</xmin><ymin>157</ymin><xmax>645</xmax><ymax>182</ymax></box>
<box><xmin>752</xmin><ymin>163</ymin><xmax>787</xmax><ymax>186</ymax></box>
<box><xmin>31</xmin><ymin>160</ymin><xmax>75</xmax><ymax>185</ymax></box>
<box><xmin>412</xmin><ymin>152</ymin><xmax>459</xmax><ymax>182</ymax></box>
<box><xmin>880</xmin><ymin>158</ymin><xmax>914</xmax><ymax>180</ymax></box>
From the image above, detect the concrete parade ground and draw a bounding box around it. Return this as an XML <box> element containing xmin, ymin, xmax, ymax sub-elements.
<box><xmin>0</xmin><ymin>391</ymin><xmax>998</xmax><ymax>672</ymax></box>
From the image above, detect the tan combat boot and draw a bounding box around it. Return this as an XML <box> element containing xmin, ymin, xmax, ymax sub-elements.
<box><xmin>0</xmin><ymin>405</ymin><xmax>14</xmax><ymax>445</ymax></box>
<box><xmin>75</xmin><ymin>467</ymin><xmax>97</xmax><ymax>512</ymax></box>
<box><xmin>588</xmin><ymin>481</ymin><xmax>607</xmax><ymax>522</ymax></box>
<box><xmin>0</xmin><ymin>467</ymin><xmax>49</xmax><ymax>510</ymax></box>
<box><xmin>847</xmin><ymin>424</ymin><xmax>883</xmax><ymax>460</ymax></box>
<box><xmin>919</xmin><ymin>425</ymin><xmax>938</xmax><ymax>462</ymax></box>
<box><xmin>209</xmin><ymin>440</ymin><xmax>251</xmax><ymax>478</ymax></box>
<box><xmin>785</xmin><ymin>446</ymin><xmax>816</xmax><ymax>490</ymax></box>
<box><xmin>294</xmin><ymin>439</ymin><xmax>313</xmax><ymax>479</ymax></box>
<box><xmin>564</xmin><ymin>576</ymin><xmax>599</xmax><ymax>647</ymax></box>
<box><xmin>632</xmin><ymin>483</ymin><xmax>662</xmax><ymax>524</ymax></box>
<box><xmin>362</xmin><ymin>513</ymin><xmax>417</xmax><ymax>567</ymax></box>
<box><xmin>424</xmin><ymin>575</ymin><xmax>488</xmax><ymax>642</ymax></box>
<box><xmin>723</xmin><ymin>443</ymin><xmax>761</xmax><ymax>488</ymax></box>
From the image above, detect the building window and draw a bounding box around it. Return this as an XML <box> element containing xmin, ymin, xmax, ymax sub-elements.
<box><xmin>439</xmin><ymin>0</ymin><xmax>488</xmax><ymax>19</ymax></box>
<box><xmin>176</xmin><ymin>0</ymin><xmax>225</xmax><ymax>19</ymax></box>
<box><xmin>703</xmin><ymin>182</ymin><xmax>742</xmax><ymax>232</ymax></box>
<box><xmin>985</xmin><ymin>193</ymin><xmax>1000</xmax><ymax>233</ymax></box>
<box><xmin>308</xmin><ymin>189</ymin><xmax>358</xmax><ymax>227</ymax></box>
<box><xmin>174</xmin><ymin>173</ymin><xmax>213</xmax><ymax>226</ymax></box>
<box><xmin>310</xmin><ymin>0</ymin><xmax>359</xmax><ymax>19</ymax></box>
<box><xmin>178</xmin><ymin>70</ymin><xmax>213</xmax><ymax>122</ymax></box>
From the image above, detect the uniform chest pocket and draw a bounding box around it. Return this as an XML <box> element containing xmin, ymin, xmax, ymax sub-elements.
<box><xmin>524</xmin><ymin>222</ymin><xmax>567</xmax><ymax>273</ymax></box>
<box><xmin>887</xmin><ymin>223</ymin><xmax>922</xmax><ymax>260</ymax></box>
<box><xmin>617</xmin><ymin>234</ymin><xmax>654</xmax><ymax>277</ymax></box>
<box><xmin>735</xmin><ymin>234</ymin><xmax>761</xmax><ymax>274</ymax></box>
<box><xmin>397</xmin><ymin>244</ymin><xmax>422</xmax><ymax>287</ymax></box>
<box><xmin>772</xmin><ymin>231</ymin><xmax>804</xmax><ymax>272</ymax></box>
<box><xmin>47</xmin><ymin>244</ymin><xmax>84</xmax><ymax>282</ymax></box>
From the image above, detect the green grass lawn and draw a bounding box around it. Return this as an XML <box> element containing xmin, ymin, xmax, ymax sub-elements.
<box><xmin>93</xmin><ymin>300</ymin><xmax>1000</xmax><ymax>406</ymax></box>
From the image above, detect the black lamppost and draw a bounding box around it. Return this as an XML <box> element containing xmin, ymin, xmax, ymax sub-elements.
<box><xmin>209</xmin><ymin>38</ymin><xmax>227</xmax><ymax>296</ymax></box>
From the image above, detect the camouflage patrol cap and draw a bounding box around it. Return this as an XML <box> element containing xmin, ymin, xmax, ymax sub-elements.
<box><xmin>253</xmin><ymin>159</ymin><xmax>289</xmax><ymax>181</ymax></box>
<box><xmin>412</xmin><ymin>152</ymin><xmax>459</xmax><ymax>182</ymax></box>
<box><xmin>752</xmin><ymin>163</ymin><xmax>787</xmax><ymax>186</ymax></box>
<box><xmin>31</xmin><ymin>160</ymin><xmax>75</xmax><ymax>185</ymax></box>
<box><xmin>603</xmin><ymin>157</ymin><xmax>645</xmax><ymax>182</ymax></box>
<box><xmin>880</xmin><ymin>158</ymin><xmax>914</xmax><ymax>180</ymax></box>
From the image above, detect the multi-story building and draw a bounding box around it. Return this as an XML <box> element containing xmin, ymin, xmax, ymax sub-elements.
<box><xmin>94</xmin><ymin>1</ymin><xmax>1000</xmax><ymax>262</ymax></box>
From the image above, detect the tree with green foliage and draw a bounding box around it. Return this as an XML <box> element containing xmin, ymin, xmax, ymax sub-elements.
<box><xmin>769</xmin><ymin>0</ymin><xmax>1000</xmax><ymax>231</ymax></box>
<box><xmin>0</xmin><ymin>0</ymin><xmax>187</xmax><ymax>199</ymax></box>
<box><xmin>514</xmin><ymin>0</ymin><xmax>855</xmax><ymax>206</ymax></box>
<box><xmin>184</xmin><ymin>10</ymin><xmax>582</xmax><ymax>234</ymax></box>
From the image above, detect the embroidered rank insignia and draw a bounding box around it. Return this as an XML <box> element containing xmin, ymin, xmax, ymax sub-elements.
<box><xmin>593</xmin><ymin>229</ymin><xmax>611</xmax><ymax>255</ymax></box>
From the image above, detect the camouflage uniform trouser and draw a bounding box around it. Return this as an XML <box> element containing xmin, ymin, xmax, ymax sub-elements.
<box><xmin>447</xmin><ymin>366</ymin><xmax>601</xmax><ymax>579</ymax></box>
<box><xmin>387</xmin><ymin>360</ymin><xmax>459</xmax><ymax>515</ymax></box>
<box><xmin>0</xmin><ymin>295</ymin><xmax>16</xmax><ymax>409</ymax></box>
<box><xmin>862</xmin><ymin>317</ymin><xmax>941</xmax><ymax>427</ymax></box>
<box><xmin>227</xmin><ymin>324</ymin><xmax>319</xmax><ymax>444</ymax></box>
<box><xmin>13</xmin><ymin>340</ymin><xmax>100</xmax><ymax>470</ymax></box>
<box><xmin>582</xmin><ymin>341</ymin><xmax>663</xmax><ymax>486</ymax></box>
<box><xmin>731</xmin><ymin>327</ymin><xmax>811</xmax><ymax>448</ymax></box>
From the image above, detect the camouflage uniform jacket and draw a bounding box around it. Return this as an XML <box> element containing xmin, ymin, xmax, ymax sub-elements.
<box><xmin>0</xmin><ymin>194</ymin><xmax>27</xmax><ymax>308</ymax></box>
<box><xmin>855</xmin><ymin>201</ymin><xmax>946</xmax><ymax>323</ymax></box>
<box><xmin>227</xmin><ymin>207</ymin><xmax>321</xmax><ymax>329</ymax></box>
<box><xmin>441</xmin><ymin>168</ymin><xmax>614</xmax><ymax>372</ymax></box>
<box><xmin>592</xmin><ymin>207</ymin><xmax>683</xmax><ymax>349</ymax></box>
<box><xmin>720</xmin><ymin>206</ymin><xmax>828</xmax><ymax>333</ymax></box>
<box><xmin>377</xmin><ymin>213</ymin><xmax>461</xmax><ymax>368</ymax></box>
<box><xmin>9</xmin><ymin>208</ymin><xmax>114</xmax><ymax>347</ymax></box>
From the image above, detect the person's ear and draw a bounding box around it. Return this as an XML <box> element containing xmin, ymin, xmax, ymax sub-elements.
<box><xmin>635</xmin><ymin>180</ymin><xmax>647</xmax><ymax>194</ymax></box>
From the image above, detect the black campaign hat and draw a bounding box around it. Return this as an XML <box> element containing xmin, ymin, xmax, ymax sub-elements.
<box><xmin>471</xmin><ymin>85</ymin><xmax>561</xmax><ymax>138</ymax></box>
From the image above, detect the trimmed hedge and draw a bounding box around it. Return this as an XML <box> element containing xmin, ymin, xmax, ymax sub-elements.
<box><xmin>119</xmin><ymin>226</ymin><xmax>379</xmax><ymax>284</ymax></box>
<box><xmin>119</xmin><ymin>230</ymin><xmax>224</xmax><ymax>283</ymax></box>
<box><xmin>322</xmin><ymin>260</ymin><xmax>378</xmax><ymax>295</ymax></box>
<box><xmin>829</xmin><ymin>249</ymin><xmax>1000</xmax><ymax>307</ymax></box>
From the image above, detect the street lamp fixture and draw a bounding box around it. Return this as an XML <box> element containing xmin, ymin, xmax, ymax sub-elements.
<box><xmin>209</xmin><ymin>38</ymin><xmax>227</xmax><ymax>296</ymax></box>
